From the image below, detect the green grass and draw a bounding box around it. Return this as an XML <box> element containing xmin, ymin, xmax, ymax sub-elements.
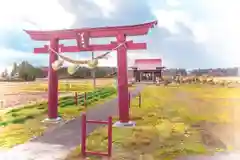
<box><xmin>0</xmin><ymin>87</ymin><xmax>117</xmax><ymax>148</ymax></box>
<box><xmin>66</xmin><ymin>84</ymin><xmax>237</xmax><ymax>160</ymax></box>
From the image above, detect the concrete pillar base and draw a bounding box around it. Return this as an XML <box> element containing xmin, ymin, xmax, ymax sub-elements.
<box><xmin>42</xmin><ymin>117</ymin><xmax>62</xmax><ymax>124</ymax></box>
<box><xmin>113</xmin><ymin>121</ymin><xmax>136</xmax><ymax>127</ymax></box>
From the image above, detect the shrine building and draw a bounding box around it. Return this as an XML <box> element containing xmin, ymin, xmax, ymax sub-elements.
<box><xmin>130</xmin><ymin>58</ymin><xmax>164</xmax><ymax>82</ymax></box>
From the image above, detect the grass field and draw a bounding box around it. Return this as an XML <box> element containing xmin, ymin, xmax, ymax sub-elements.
<box><xmin>0</xmin><ymin>78</ymin><xmax>115</xmax><ymax>109</ymax></box>
<box><xmin>0</xmin><ymin>78</ymin><xmax>118</xmax><ymax>148</ymax></box>
<box><xmin>66</xmin><ymin>84</ymin><xmax>240</xmax><ymax>160</ymax></box>
<box><xmin>0</xmin><ymin>87</ymin><xmax>118</xmax><ymax>148</ymax></box>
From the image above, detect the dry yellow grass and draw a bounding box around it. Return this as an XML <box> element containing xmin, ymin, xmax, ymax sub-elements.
<box><xmin>214</xmin><ymin>76</ymin><xmax>240</xmax><ymax>81</ymax></box>
<box><xmin>213</xmin><ymin>76</ymin><xmax>240</xmax><ymax>83</ymax></box>
<box><xmin>66</xmin><ymin>84</ymin><xmax>240</xmax><ymax>160</ymax></box>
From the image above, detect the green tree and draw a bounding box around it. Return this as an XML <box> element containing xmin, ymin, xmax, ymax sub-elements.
<box><xmin>18</xmin><ymin>61</ymin><xmax>38</xmax><ymax>81</ymax></box>
<box><xmin>2</xmin><ymin>68</ymin><xmax>8</xmax><ymax>78</ymax></box>
<box><xmin>11</xmin><ymin>62</ymin><xmax>18</xmax><ymax>76</ymax></box>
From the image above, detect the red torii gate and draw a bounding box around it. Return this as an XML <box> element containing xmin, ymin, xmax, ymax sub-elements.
<box><xmin>24</xmin><ymin>21</ymin><xmax>157</xmax><ymax>125</ymax></box>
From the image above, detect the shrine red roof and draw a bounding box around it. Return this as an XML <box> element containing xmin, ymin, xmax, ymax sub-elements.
<box><xmin>41</xmin><ymin>67</ymin><xmax>49</xmax><ymax>71</ymax></box>
<box><xmin>133</xmin><ymin>58</ymin><xmax>162</xmax><ymax>70</ymax></box>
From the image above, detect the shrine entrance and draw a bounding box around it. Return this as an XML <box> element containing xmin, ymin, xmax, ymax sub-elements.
<box><xmin>24</xmin><ymin>21</ymin><xmax>157</xmax><ymax>125</ymax></box>
<box><xmin>132</xmin><ymin>59</ymin><xmax>164</xmax><ymax>83</ymax></box>
<box><xmin>141</xmin><ymin>72</ymin><xmax>154</xmax><ymax>81</ymax></box>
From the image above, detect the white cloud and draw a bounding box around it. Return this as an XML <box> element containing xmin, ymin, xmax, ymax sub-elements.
<box><xmin>91</xmin><ymin>0</ymin><xmax>115</xmax><ymax>18</ymax></box>
<box><xmin>153</xmin><ymin>9</ymin><xmax>189</xmax><ymax>34</ymax></box>
<box><xmin>153</xmin><ymin>9</ymin><xmax>208</xmax><ymax>43</ymax></box>
<box><xmin>152</xmin><ymin>0</ymin><xmax>240</xmax><ymax>67</ymax></box>
<box><xmin>0</xmin><ymin>0</ymin><xmax>75</xmax><ymax>69</ymax></box>
<box><xmin>166</xmin><ymin>0</ymin><xmax>181</xmax><ymax>7</ymax></box>
<box><xmin>191</xmin><ymin>22</ymin><xmax>209</xmax><ymax>43</ymax></box>
<box><xmin>0</xmin><ymin>0</ymin><xmax>75</xmax><ymax>31</ymax></box>
<box><xmin>197</xmin><ymin>0</ymin><xmax>240</xmax><ymax>66</ymax></box>
<box><xmin>1</xmin><ymin>0</ymin><xmax>240</xmax><ymax>69</ymax></box>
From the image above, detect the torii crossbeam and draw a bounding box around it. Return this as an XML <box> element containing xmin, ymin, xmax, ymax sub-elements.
<box><xmin>24</xmin><ymin>21</ymin><xmax>157</xmax><ymax>125</ymax></box>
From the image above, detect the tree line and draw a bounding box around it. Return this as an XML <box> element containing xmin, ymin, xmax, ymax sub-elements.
<box><xmin>164</xmin><ymin>67</ymin><xmax>239</xmax><ymax>77</ymax></box>
<box><xmin>0</xmin><ymin>61</ymin><xmax>117</xmax><ymax>81</ymax></box>
<box><xmin>1</xmin><ymin>61</ymin><xmax>238</xmax><ymax>82</ymax></box>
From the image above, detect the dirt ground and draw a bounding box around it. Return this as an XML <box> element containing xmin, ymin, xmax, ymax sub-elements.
<box><xmin>176</xmin><ymin>87</ymin><xmax>240</xmax><ymax>154</ymax></box>
<box><xmin>176</xmin><ymin>97</ymin><xmax>240</xmax><ymax>159</ymax></box>
<box><xmin>211</xmin><ymin>99</ymin><xmax>240</xmax><ymax>150</ymax></box>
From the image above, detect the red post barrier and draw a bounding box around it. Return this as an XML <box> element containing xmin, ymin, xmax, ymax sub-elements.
<box><xmin>81</xmin><ymin>113</ymin><xmax>113</xmax><ymax>158</ymax></box>
<box><xmin>84</xmin><ymin>92</ymin><xmax>87</xmax><ymax>108</ymax></box>
<box><xmin>108</xmin><ymin>116</ymin><xmax>113</xmax><ymax>157</ymax></box>
<box><xmin>128</xmin><ymin>92</ymin><xmax>131</xmax><ymax>108</ymax></box>
<box><xmin>139</xmin><ymin>92</ymin><xmax>141</xmax><ymax>108</ymax></box>
<box><xmin>86</xmin><ymin>120</ymin><xmax>109</xmax><ymax>124</ymax></box>
<box><xmin>81</xmin><ymin>113</ymin><xmax>87</xmax><ymax>158</ymax></box>
<box><xmin>74</xmin><ymin>92</ymin><xmax>78</xmax><ymax>105</ymax></box>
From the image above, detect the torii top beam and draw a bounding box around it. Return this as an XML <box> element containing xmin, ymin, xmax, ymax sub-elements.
<box><xmin>24</xmin><ymin>21</ymin><xmax>157</xmax><ymax>53</ymax></box>
<box><xmin>24</xmin><ymin>21</ymin><xmax>157</xmax><ymax>41</ymax></box>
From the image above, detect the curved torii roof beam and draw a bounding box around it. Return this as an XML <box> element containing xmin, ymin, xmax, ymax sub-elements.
<box><xmin>24</xmin><ymin>21</ymin><xmax>158</xmax><ymax>41</ymax></box>
<box><xmin>24</xmin><ymin>21</ymin><xmax>158</xmax><ymax>53</ymax></box>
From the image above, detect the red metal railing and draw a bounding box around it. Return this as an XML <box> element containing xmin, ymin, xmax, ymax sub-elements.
<box><xmin>128</xmin><ymin>92</ymin><xmax>131</xmax><ymax>108</ymax></box>
<box><xmin>128</xmin><ymin>92</ymin><xmax>142</xmax><ymax>108</ymax></box>
<box><xmin>84</xmin><ymin>92</ymin><xmax>87</xmax><ymax>108</ymax></box>
<box><xmin>81</xmin><ymin>113</ymin><xmax>112</xmax><ymax>158</ymax></box>
<box><xmin>74</xmin><ymin>92</ymin><xmax>78</xmax><ymax>105</ymax></box>
<box><xmin>74</xmin><ymin>92</ymin><xmax>87</xmax><ymax>107</ymax></box>
<box><xmin>138</xmin><ymin>92</ymin><xmax>142</xmax><ymax>108</ymax></box>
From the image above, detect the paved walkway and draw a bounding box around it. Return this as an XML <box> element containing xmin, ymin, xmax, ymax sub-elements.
<box><xmin>0</xmin><ymin>85</ymin><xmax>144</xmax><ymax>160</ymax></box>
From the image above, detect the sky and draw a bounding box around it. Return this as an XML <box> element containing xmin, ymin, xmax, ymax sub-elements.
<box><xmin>0</xmin><ymin>0</ymin><xmax>240</xmax><ymax>71</ymax></box>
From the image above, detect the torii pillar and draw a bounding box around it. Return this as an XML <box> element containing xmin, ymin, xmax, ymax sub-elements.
<box><xmin>24</xmin><ymin>21</ymin><xmax>157</xmax><ymax>125</ymax></box>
